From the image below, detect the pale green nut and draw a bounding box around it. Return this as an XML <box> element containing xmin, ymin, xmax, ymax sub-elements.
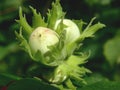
<box><xmin>29</xmin><ymin>27</ymin><xmax>59</xmax><ymax>54</ymax></box>
<box><xmin>55</xmin><ymin>19</ymin><xmax>80</xmax><ymax>44</ymax></box>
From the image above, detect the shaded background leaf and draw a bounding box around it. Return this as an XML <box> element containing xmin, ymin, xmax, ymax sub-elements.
<box><xmin>77</xmin><ymin>81</ymin><xmax>120</xmax><ymax>90</ymax></box>
<box><xmin>7</xmin><ymin>78</ymin><xmax>59</xmax><ymax>90</ymax></box>
<box><xmin>104</xmin><ymin>35</ymin><xmax>120</xmax><ymax>66</ymax></box>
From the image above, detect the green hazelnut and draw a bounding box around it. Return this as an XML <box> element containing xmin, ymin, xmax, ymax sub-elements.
<box><xmin>29</xmin><ymin>27</ymin><xmax>59</xmax><ymax>54</ymax></box>
<box><xmin>55</xmin><ymin>19</ymin><xmax>80</xmax><ymax>44</ymax></box>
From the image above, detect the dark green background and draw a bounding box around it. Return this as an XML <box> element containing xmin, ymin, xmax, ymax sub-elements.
<box><xmin>0</xmin><ymin>0</ymin><xmax>120</xmax><ymax>89</ymax></box>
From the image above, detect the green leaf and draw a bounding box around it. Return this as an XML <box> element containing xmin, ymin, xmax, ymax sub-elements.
<box><xmin>65</xmin><ymin>54</ymin><xmax>91</xmax><ymax>84</ymax></box>
<box><xmin>55</xmin><ymin>17</ymin><xmax>66</xmax><ymax>35</ymax></box>
<box><xmin>30</xmin><ymin>6</ymin><xmax>47</xmax><ymax>28</ymax></box>
<box><xmin>15</xmin><ymin>28</ymin><xmax>34</xmax><ymax>60</ymax></box>
<box><xmin>16</xmin><ymin>7</ymin><xmax>33</xmax><ymax>38</ymax></box>
<box><xmin>104</xmin><ymin>36</ymin><xmax>120</xmax><ymax>66</ymax></box>
<box><xmin>77</xmin><ymin>81</ymin><xmax>120</xmax><ymax>90</ymax></box>
<box><xmin>66</xmin><ymin>54</ymin><xmax>89</xmax><ymax>66</ymax></box>
<box><xmin>47</xmin><ymin>0</ymin><xmax>64</xmax><ymax>29</ymax></box>
<box><xmin>65</xmin><ymin>79</ymin><xmax>76</xmax><ymax>90</ymax></box>
<box><xmin>7</xmin><ymin>78</ymin><xmax>59</xmax><ymax>90</ymax></box>
<box><xmin>46</xmin><ymin>31</ymin><xmax>67</xmax><ymax>64</ymax></box>
<box><xmin>84</xmin><ymin>73</ymin><xmax>108</xmax><ymax>86</ymax></box>
<box><xmin>82</xmin><ymin>22</ymin><xmax>105</xmax><ymax>37</ymax></box>
<box><xmin>34</xmin><ymin>50</ymin><xmax>58</xmax><ymax>67</ymax></box>
<box><xmin>76</xmin><ymin>18</ymin><xmax>105</xmax><ymax>43</ymax></box>
<box><xmin>0</xmin><ymin>73</ymin><xmax>21</xmax><ymax>86</ymax></box>
<box><xmin>65</xmin><ymin>42</ymin><xmax>77</xmax><ymax>56</ymax></box>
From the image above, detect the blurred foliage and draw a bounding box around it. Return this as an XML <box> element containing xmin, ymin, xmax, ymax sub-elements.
<box><xmin>0</xmin><ymin>0</ymin><xmax>120</xmax><ymax>89</ymax></box>
<box><xmin>104</xmin><ymin>31</ymin><xmax>120</xmax><ymax>66</ymax></box>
